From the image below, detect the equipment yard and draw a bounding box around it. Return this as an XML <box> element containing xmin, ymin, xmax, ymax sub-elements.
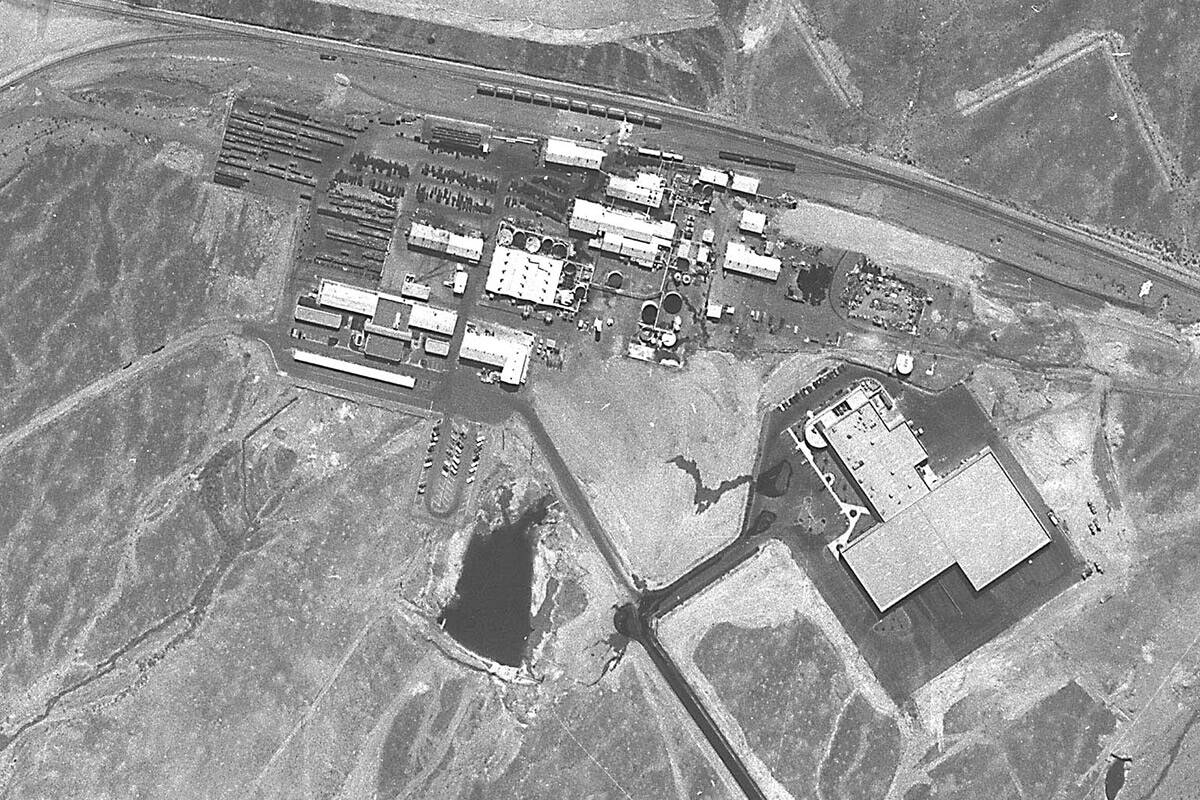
<box><xmin>5</xmin><ymin>2</ymin><xmax>1200</xmax><ymax>799</ymax></box>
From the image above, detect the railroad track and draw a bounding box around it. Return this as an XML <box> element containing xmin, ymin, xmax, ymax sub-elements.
<box><xmin>30</xmin><ymin>0</ymin><xmax>1200</xmax><ymax>318</ymax></box>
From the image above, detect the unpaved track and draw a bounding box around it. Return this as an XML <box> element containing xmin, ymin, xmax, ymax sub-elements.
<box><xmin>0</xmin><ymin>320</ymin><xmax>236</xmax><ymax>457</ymax></box>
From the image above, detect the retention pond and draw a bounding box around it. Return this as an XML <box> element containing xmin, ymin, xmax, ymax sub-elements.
<box><xmin>440</xmin><ymin>489</ymin><xmax>550</xmax><ymax>667</ymax></box>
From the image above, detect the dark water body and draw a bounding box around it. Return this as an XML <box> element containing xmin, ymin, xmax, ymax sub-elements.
<box><xmin>1105</xmin><ymin>757</ymin><xmax>1131</xmax><ymax>799</ymax></box>
<box><xmin>440</xmin><ymin>491</ymin><xmax>551</xmax><ymax>667</ymax></box>
<box><xmin>668</xmin><ymin>456</ymin><xmax>752</xmax><ymax>513</ymax></box>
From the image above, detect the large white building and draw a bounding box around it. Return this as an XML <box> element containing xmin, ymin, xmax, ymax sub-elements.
<box><xmin>698</xmin><ymin>166</ymin><xmax>730</xmax><ymax>188</ymax></box>
<box><xmin>723</xmin><ymin>241</ymin><xmax>781</xmax><ymax>281</ymax></box>
<box><xmin>407</xmin><ymin>302</ymin><xmax>458</xmax><ymax>337</ymax></box>
<box><xmin>486</xmin><ymin>246</ymin><xmax>570</xmax><ymax>307</ymax></box>
<box><xmin>598</xmin><ymin>231</ymin><xmax>658</xmax><ymax>268</ymax></box>
<box><xmin>569</xmin><ymin>199</ymin><xmax>676</xmax><ymax>250</ymax></box>
<box><xmin>544</xmin><ymin>137</ymin><xmax>606</xmax><ymax>170</ymax></box>
<box><xmin>606</xmin><ymin>172</ymin><xmax>666</xmax><ymax>209</ymax></box>
<box><xmin>407</xmin><ymin>222</ymin><xmax>484</xmax><ymax>263</ymax></box>
<box><xmin>739</xmin><ymin>209</ymin><xmax>767</xmax><ymax>235</ymax></box>
<box><xmin>317</xmin><ymin>279</ymin><xmax>379</xmax><ymax>317</ymax></box>
<box><xmin>459</xmin><ymin>324</ymin><xmax>534</xmax><ymax>386</ymax></box>
<box><xmin>291</xmin><ymin>349</ymin><xmax>416</xmax><ymax>388</ymax></box>
<box><xmin>731</xmin><ymin>173</ymin><xmax>760</xmax><ymax>196</ymax></box>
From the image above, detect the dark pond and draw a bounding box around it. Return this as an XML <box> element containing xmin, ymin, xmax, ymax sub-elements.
<box><xmin>440</xmin><ymin>490</ymin><xmax>550</xmax><ymax>666</ymax></box>
<box><xmin>1105</xmin><ymin>757</ymin><xmax>1131</xmax><ymax>800</ymax></box>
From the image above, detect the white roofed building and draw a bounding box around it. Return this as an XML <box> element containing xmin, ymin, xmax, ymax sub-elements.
<box><xmin>407</xmin><ymin>222</ymin><xmax>484</xmax><ymax>263</ymax></box>
<box><xmin>407</xmin><ymin>303</ymin><xmax>458</xmax><ymax>337</ymax></box>
<box><xmin>698</xmin><ymin>166</ymin><xmax>730</xmax><ymax>188</ymax></box>
<box><xmin>731</xmin><ymin>173</ymin><xmax>760</xmax><ymax>196</ymax></box>
<box><xmin>569</xmin><ymin>199</ymin><xmax>676</xmax><ymax>249</ymax></box>
<box><xmin>723</xmin><ymin>241</ymin><xmax>781</xmax><ymax>281</ymax></box>
<box><xmin>459</xmin><ymin>324</ymin><xmax>535</xmax><ymax>386</ymax></box>
<box><xmin>599</xmin><ymin>231</ymin><xmax>658</xmax><ymax>267</ymax></box>
<box><xmin>486</xmin><ymin>246</ymin><xmax>569</xmax><ymax>307</ymax></box>
<box><xmin>544</xmin><ymin>137</ymin><xmax>606</xmax><ymax>170</ymax></box>
<box><xmin>606</xmin><ymin>172</ymin><xmax>666</xmax><ymax>208</ymax></box>
<box><xmin>739</xmin><ymin>209</ymin><xmax>767</xmax><ymax>235</ymax></box>
<box><xmin>317</xmin><ymin>279</ymin><xmax>379</xmax><ymax>317</ymax></box>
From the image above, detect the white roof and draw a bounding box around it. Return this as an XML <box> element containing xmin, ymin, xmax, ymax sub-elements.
<box><xmin>408</xmin><ymin>222</ymin><xmax>484</xmax><ymax>262</ymax></box>
<box><xmin>291</xmin><ymin>349</ymin><xmax>415</xmax><ymax>388</ymax></box>
<box><xmin>706</xmin><ymin>302</ymin><xmax>723</xmax><ymax>320</ymax></box>
<box><xmin>486</xmin><ymin>246</ymin><xmax>565</xmax><ymax>306</ymax></box>
<box><xmin>424</xmin><ymin>337</ymin><xmax>451</xmax><ymax>357</ymax></box>
<box><xmin>723</xmin><ymin>241</ymin><xmax>781</xmax><ymax>281</ymax></box>
<box><xmin>317</xmin><ymin>279</ymin><xmax>378</xmax><ymax>317</ymax></box>
<box><xmin>544</xmin><ymin>137</ymin><xmax>605</xmax><ymax>169</ymax></box>
<box><xmin>459</xmin><ymin>327</ymin><xmax>533</xmax><ymax>385</ymax></box>
<box><xmin>599</xmin><ymin>231</ymin><xmax>658</xmax><ymax>266</ymax></box>
<box><xmin>739</xmin><ymin>209</ymin><xmax>767</xmax><ymax>235</ymax></box>
<box><xmin>731</xmin><ymin>173</ymin><xmax>760</xmax><ymax>195</ymax></box>
<box><xmin>606</xmin><ymin>172</ymin><xmax>666</xmax><ymax>208</ymax></box>
<box><xmin>698</xmin><ymin>166</ymin><xmax>730</xmax><ymax>187</ymax></box>
<box><xmin>569</xmin><ymin>199</ymin><xmax>676</xmax><ymax>246</ymax></box>
<box><xmin>407</xmin><ymin>303</ymin><xmax>458</xmax><ymax>336</ymax></box>
<box><xmin>842</xmin><ymin>450</ymin><xmax>1051</xmax><ymax>611</ymax></box>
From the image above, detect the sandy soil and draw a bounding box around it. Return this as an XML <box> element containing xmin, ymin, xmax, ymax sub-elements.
<box><xmin>0</xmin><ymin>1</ymin><xmax>164</xmax><ymax>87</ymax></box>
<box><xmin>776</xmin><ymin>201</ymin><xmax>988</xmax><ymax>288</ymax></box>
<box><xmin>534</xmin><ymin>350</ymin><xmax>784</xmax><ymax>586</ymax></box>
<box><xmin>316</xmin><ymin>0</ymin><xmax>716</xmax><ymax>45</ymax></box>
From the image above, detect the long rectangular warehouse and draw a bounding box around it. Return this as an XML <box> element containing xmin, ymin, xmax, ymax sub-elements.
<box><xmin>723</xmin><ymin>241</ymin><xmax>781</xmax><ymax>281</ymax></box>
<box><xmin>317</xmin><ymin>279</ymin><xmax>379</xmax><ymax>317</ymax></box>
<box><xmin>569</xmin><ymin>199</ymin><xmax>676</xmax><ymax>247</ymax></box>
<box><xmin>606</xmin><ymin>172</ymin><xmax>666</xmax><ymax>208</ymax></box>
<box><xmin>407</xmin><ymin>222</ymin><xmax>484</xmax><ymax>263</ymax></box>
<box><xmin>294</xmin><ymin>303</ymin><xmax>343</xmax><ymax>329</ymax></box>
<box><xmin>544</xmin><ymin>137</ymin><xmax>606</xmax><ymax>170</ymax></box>
<box><xmin>291</xmin><ymin>349</ymin><xmax>416</xmax><ymax>388</ymax></box>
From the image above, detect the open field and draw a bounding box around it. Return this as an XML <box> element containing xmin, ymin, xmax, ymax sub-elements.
<box><xmin>313</xmin><ymin>0</ymin><xmax>716</xmax><ymax>45</ymax></box>
<box><xmin>531</xmin><ymin>350</ymin><xmax>774</xmax><ymax>586</ymax></box>
<box><xmin>0</xmin><ymin>135</ymin><xmax>297</xmax><ymax>432</ymax></box>
<box><xmin>658</xmin><ymin>541</ymin><xmax>902</xmax><ymax>799</ymax></box>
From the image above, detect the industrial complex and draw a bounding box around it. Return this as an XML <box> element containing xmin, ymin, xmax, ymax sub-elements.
<box><xmin>804</xmin><ymin>379</ymin><xmax>1052</xmax><ymax>612</ymax></box>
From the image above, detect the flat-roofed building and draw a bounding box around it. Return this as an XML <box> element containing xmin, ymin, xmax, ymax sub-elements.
<box><xmin>731</xmin><ymin>173</ymin><xmax>760</xmax><ymax>196</ymax></box>
<box><xmin>544</xmin><ymin>137</ymin><xmax>606</xmax><ymax>170</ymax></box>
<box><xmin>365</xmin><ymin>296</ymin><xmax>413</xmax><ymax>339</ymax></box>
<box><xmin>599</xmin><ymin>231</ymin><xmax>658</xmax><ymax>267</ymax></box>
<box><xmin>317</xmin><ymin>279</ymin><xmax>379</xmax><ymax>317</ymax></box>
<box><xmin>841</xmin><ymin>450</ymin><xmax>1051</xmax><ymax>611</ymax></box>
<box><xmin>606</xmin><ymin>172</ymin><xmax>666</xmax><ymax>208</ymax></box>
<box><xmin>407</xmin><ymin>222</ymin><xmax>484</xmax><ymax>263</ymax></box>
<box><xmin>815</xmin><ymin>386</ymin><xmax>930</xmax><ymax>520</ymax></box>
<box><xmin>424</xmin><ymin>337</ymin><xmax>451</xmax><ymax>357</ymax></box>
<box><xmin>459</xmin><ymin>324</ymin><xmax>534</xmax><ymax>386</ymax></box>
<box><xmin>486</xmin><ymin>246</ymin><xmax>568</xmax><ymax>307</ymax></box>
<box><xmin>294</xmin><ymin>302</ymin><xmax>343</xmax><ymax>329</ymax></box>
<box><xmin>698</xmin><ymin>166</ymin><xmax>730</xmax><ymax>188</ymax></box>
<box><xmin>291</xmin><ymin>349</ymin><xmax>415</xmax><ymax>388</ymax></box>
<box><xmin>739</xmin><ymin>209</ymin><xmax>767</xmax><ymax>235</ymax></box>
<box><xmin>722</xmin><ymin>241</ymin><xmax>781</xmax><ymax>281</ymax></box>
<box><xmin>363</xmin><ymin>334</ymin><xmax>407</xmax><ymax>362</ymax></box>
<box><xmin>399</xmin><ymin>275</ymin><xmax>432</xmax><ymax>302</ymax></box>
<box><xmin>568</xmin><ymin>199</ymin><xmax>676</xmax><ymax>248</ymax></box>
<box><xmin>407</xmin><ymin>303</ymin><xmax>458</xmax><ymax>337</ymax></box>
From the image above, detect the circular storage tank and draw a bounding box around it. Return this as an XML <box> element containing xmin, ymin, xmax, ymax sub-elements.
<box><xmin>661</xmin><ymin>331</ymin><xmax>678</xmax><ymax>348</ymax></box>
<box><xmin>661</xmin><ymin>291</ymin><xmax>684</xmax><ymax>315</ymax></box>
<box><xmin>497</xmin><ymin>227</ymin><xmax>514</xmax><ymax>247</ymax></box>
<box><xmin>640</xmin><ymin>301</ymin><xmax>659</xmax><ymax>326</ymax></box>
<box><xmin>511</xmin><ymin>231</ymin><xmax>526</xmax><ymax>249</ymax></box>
<box><xmin>525</xmin><ymin>234</ymin><xmax>542</xmax><ymax>253</ymax></box>
<box><xmin>605</xmin><ymin>270</ymin><xmax>624</xmax><ymax>289</ymax></box>
<box><xmin>551</xmin><ymin>241</ymin><xmax>569</xmax><ymax>259</ymax></box>
<box><xmin>539</xmin><ymin>237</ymin><xmax>555</xmax><ymax>255</ymax></box>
